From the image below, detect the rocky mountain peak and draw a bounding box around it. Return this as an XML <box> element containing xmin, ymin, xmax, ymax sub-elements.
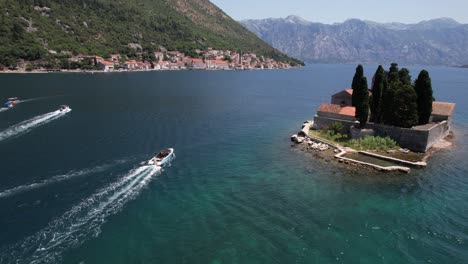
<box><xmin>240</xmin><ymin>17</ymin><xmax>468</xmax><ymax>66</ymax></box>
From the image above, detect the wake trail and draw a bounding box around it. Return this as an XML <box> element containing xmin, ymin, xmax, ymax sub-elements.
<box><xmin>0</xmin><ymin>110</ymin><xmax>69</xmax><ymax>142</ymax></box>
<box><xmin>0</xmin><ymin>159</ymin><xmax>130</xmax><ymax>199</ymax></box>
<box><xmin>20</xmin><ymin>95</ymin><xmax>66</xmax><ymax>103</ymax></box>
<box><xmin>0</xmin><ymin>165</ymin><xmax>162</xmax><ymax>264</ymax></box>
<box><xmin>0</xmin><ymin>96</ymin><xmax>56</xmax><ymax>113</ymax></box>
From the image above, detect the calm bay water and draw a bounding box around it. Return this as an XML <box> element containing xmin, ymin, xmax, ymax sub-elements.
<box><xmin>0</xmin><ymin>64</ymin><xmax>467</xmax><ymax>263</ymax></box>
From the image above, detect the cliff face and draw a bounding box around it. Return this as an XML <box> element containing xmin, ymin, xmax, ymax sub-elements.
<box><xmin>0</xmin><ymin>0</ymin><xmax>300</xmax><ymax>66</ymax></box>
<box><xmin>241</xmin><ymin>16</ymin><xmax>468</xmax><ymax>66</ymax></box>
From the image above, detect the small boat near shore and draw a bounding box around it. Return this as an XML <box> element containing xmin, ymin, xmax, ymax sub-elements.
<box><xmin>146</xmin><ymin>148</ymin><xmax>175</xmax><ymax>167</ymax></box>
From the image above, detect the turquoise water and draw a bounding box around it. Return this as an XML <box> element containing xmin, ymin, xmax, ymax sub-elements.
<box><xmin>0</xmin><ymin>65</ymin><xmax>467</xmax><ymax>263</ymax></box>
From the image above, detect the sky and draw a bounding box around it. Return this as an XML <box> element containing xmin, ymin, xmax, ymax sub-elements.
<box><xmin>210</xmin><ymin>0</ymin><xmax>468</xmax><ymax>24</ymax></box>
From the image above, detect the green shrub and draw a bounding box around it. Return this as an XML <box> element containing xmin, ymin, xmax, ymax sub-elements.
<box><xmin>25</xmin><ymin>64</ymin><xmax>33</xmax><ymax>72</ymax></box>
<box><xmin>329</xmin><ymin>122</ymin><xmax>345</xmax><ymax>134</ymax></box>
<box><xmin>347</xmin><ymin>136</ymin><xmax>397</xmax><ymax>150</ymax></box>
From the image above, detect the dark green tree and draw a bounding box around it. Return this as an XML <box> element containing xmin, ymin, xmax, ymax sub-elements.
<box><xmin>399</xmin><ymin>68</ymin><xmax>411</xmax><ymax>86</ymax></box>
<box><xmin>12</xmin><ymin>20</ymin><xmax>25</xmax><ymax>40</ymax></box>
<box><xmin>351</xmin><ymin>64</ymin><xmax>364</xmax><ymax>107</ymax></box>
<box><xmin>354</xmin><ymin>76</ymin><xmax>370</xmax><ymax>128</ymax></box>
<box><xmin>391</xmin><ymin>84</ymin><xmax>419</xmax><ymax>128</ymax></box>
<box><xmin>389</xmin><ymin>63</ymin><xmax>399</xmax><ymax>73</ymax></box>
<box><xmin>370</xmin><ymin>65</ymin><xmax>385</xmax><ymax>123</ymax></box>
<box><xmin>414</xmin><ymin>70</ymin><xmax>434</xmax><ymax>125</ymax></box>
<box><xmin>387</xmin><ymin>63</ymin><xmax>400</xmax><ymax>85</ymax></box>
<box><xmin>382</xmin><ymin>64</ymin><xmax>401</xmax><ymax>124</ymax></box>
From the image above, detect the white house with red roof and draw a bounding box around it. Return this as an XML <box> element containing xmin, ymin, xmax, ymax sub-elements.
<box><xmin>190</xmin><ymin>59</ymin><xmax>206</xmax><ymax>70</ymax></box>
<box><xmin>98</xmin><ymin>61</ymin><xmax>114</xmax><ymax>72</ymax></box>
<box><xmin>123</xmin><ymin>60</ymin><xmax>138</xmax><ymax>70</ymax></box>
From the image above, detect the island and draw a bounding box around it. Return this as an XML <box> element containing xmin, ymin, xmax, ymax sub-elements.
<box><xmin>292</xmin><ymin>63</ymin><xmax>455</xmax><ymax>173</ymax></box>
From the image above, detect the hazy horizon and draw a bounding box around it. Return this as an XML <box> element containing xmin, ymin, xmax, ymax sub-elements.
<box><xmin>210</xmin><ymin>0</ymin><xmax>468</xmax><ymax>24</ymax></box>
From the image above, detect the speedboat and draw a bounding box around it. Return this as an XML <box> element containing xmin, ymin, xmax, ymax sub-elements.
<box><xmin>3</xmin><ymin>97</ymin><xmax>19</xmax><ymax>108</ymax></box>
<box><xmin>3</xmin><ymin>101</ymin><xmax>13</xmax><ymax>108</ymax></box>
<box><xmin>8</xmin><ymin>97</ymin><xmax>20</xmax><ymax>104</ymax></box>
<box><xmin>59</xmin><ymin>105</ymin><xmax>71</xmax><ymax>113</ymax></box>
<box><xmin>147</xmin><ymin>148</ymin><xmax>175</xmax><ymax>166</ymax></box>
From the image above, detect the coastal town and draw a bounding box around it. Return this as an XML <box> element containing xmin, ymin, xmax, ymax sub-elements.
<box><xmin>1</xmin><ymin>48</ymin><xmax>295</xmax><ymax>73</ymax></box>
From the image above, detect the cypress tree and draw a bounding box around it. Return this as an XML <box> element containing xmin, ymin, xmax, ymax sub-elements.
<box><xmin>389</xmin><ymin>63</ymin><xmax>399</xmax><ymax>73</ymax></box>
<box><xmin>370</xmin><ymin>65</ymin><xmax>384</xmax><ymax>123</ymax></box>
<box><xmin>399</xmin><ymin>68</ymin><xmax>411</xmax><ymax>86</ymax></box>
<box><xmin>414</xmin><ymin>70</ymin><xmax>434</xmax><ymax>125</ymax></box>
<box><xmin>387</xmin><ymin>63</ymin><xmax>400</xmax><ymax>84</ymax></box>
<box><xmin>351</xmin><ymin>64</ymin><xmax>364</xmax><ymax>107</ymax></box>
<box><xmin>382</xmin><ymin>63</ymin><xmax>401</xmax><ymax>125</ymax></box>
<box><xmin>392</xmin><ymin>84</ymin><xmax>419</xmax><ymax>128</ymax></box>
<box><xmin>354</xmin><ymin>76</ymin><xmax>370</xmax><ymax>128</ymax></box>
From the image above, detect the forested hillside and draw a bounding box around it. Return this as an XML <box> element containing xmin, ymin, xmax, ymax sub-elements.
<box><xmin>0</xmin><ymin>0</ymin><xmax>302</xmax><ymax>67</ymax></box>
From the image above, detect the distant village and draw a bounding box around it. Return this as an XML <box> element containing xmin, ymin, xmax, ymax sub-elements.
<box><xmin>4</xmin><ymin>48</ymin><xmax>294</xmax><ymax>73</ymax></box>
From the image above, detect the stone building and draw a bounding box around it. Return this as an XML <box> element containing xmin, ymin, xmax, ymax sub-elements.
<box><xmin>331</xmin><ymin>89</ymin><xmax>353</xmax><ymax>106</ymax></box>
<box><xmin>431</xmin><ymin>102</ymin><xmax>455</xmax><ymax>124</ymax></box>
<box><xmin>313</xmin><ymin>91</ymin><xmax>456</xmax><ymax>152</ymax></box>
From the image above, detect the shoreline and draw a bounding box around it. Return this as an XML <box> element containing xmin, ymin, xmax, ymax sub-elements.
<box><xmin>292</xmin><ymin>121</ymin><xmax>454</xmax><ymax>173</ymax></box>
<box><xmin>0</xmin><ymin>67</ymin><xmax>301</xmax><ymax>75</ymax></box>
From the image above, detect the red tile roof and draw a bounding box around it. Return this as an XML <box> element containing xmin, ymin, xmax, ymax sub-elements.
<box><xmin>213</xmin><ymin>59</ymin><xmax>228</xmax><ymax>64</ymax></box>
<box><xmin>318</xmin><ymin>104</ymin><xmax>356</xmax><ymax>117</ymax></box>
<box><xmin>432</xmin><ymin>102</ymin><xmax>455</xmax><ymax>116</ymax></box>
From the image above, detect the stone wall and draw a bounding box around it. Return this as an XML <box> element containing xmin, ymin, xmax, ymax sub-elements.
<box><xmin>350</xmin><ymin>126</ymin><xmax>375</xmax><ymax>139</ymax></box>
<box><xmin>331</xmin><ymin>94</ymin><xmax>352</xmax><ymax>106</ymax></box>
<box><xmin>426</xmin><ymin>121</ymin><xmax>450</xmax><ymax>150</ymax></box>
<box><xmin>313</xmin><ymin>114</ymin><xmax>450</xmax><ymax>152</ymax></box>
<box><xmin>316</xmin><ymin>111</ymin><xmax>356</xmax><ymax>121</ymax></box>
<box><xmin>313</xmin><ymin>115</ymin><xmax>358</xmax><ymax>131</ymax></box>
<box><xmin>368</xmin><ymin>123</ymin><xmax>429</xmax><ymax>152</ymax></box>
<box><xmin>367</xmin><ymin>121</ymin><xmax>450</xmax><ymax>152</ymax></box>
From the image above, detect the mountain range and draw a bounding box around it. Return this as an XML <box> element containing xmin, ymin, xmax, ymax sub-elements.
<box><xmin>240</xmin><ymin>16</ymin><xmax>468</xmax><ymax>66</ymax></box>
<box><xmin>0</xmin><ymin>0</ymin><xmax>301</xmax><ymax>67</ymax></box>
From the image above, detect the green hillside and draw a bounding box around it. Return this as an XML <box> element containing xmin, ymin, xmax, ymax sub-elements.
<box><xmin>0</xmin><ymin>0</ymin><xmax>303</xmax><ymax>67</ymax></box>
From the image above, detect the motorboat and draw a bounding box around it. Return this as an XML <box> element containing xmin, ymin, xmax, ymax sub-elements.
<box><xmin>3</xmin><ymin>97</ymin><xmax>20</xmax><ymax>108</ymax></box>
<box><xmin>59</xmin><ymin>105</ymin><xmax>71</xmax><ymax>113</ymax></box>
<box><xmin>8</xmin><ymin>97</ymin><xmax>20</xmax><ymax>104</ymax></box>
<box><xmin>3</xmin><ymin>101</ymin><xmax>13</xmax><ymax>108</ymax></box>
<box><xmin>147</xmin><ymin>148</ymin><xmax>175</xmax><ymax>166</ymax></box>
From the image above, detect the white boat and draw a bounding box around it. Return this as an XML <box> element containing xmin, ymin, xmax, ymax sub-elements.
<box><xmin>147</xmin><ymin>148</ymin><xmax>175</xmax><ymax>166</ymax></box>
<box><xmin>8</xmin><ymin>97</ymin><xmax>20</xmax><ymax>104</ymax></box>
<box><xmin>59</xmin><ymin>105</ymin><xmax>72</xmax><ymax>113</ymax></box>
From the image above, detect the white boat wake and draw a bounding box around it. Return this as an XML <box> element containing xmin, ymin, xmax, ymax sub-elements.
<box><xmin>0</xmin><ymin>110</ymin><xmax>70</xmax><ymax>142</ymax></box>
<box><xmin>0</xmin><ymin>97</ymin><xmax>54</xmax><ymax>113</ymax></box>
<box><xmin>0</xmin><ymin>165</ymin><xmax>162</xmax><ymax>264</ymax></box>
<box><xmin>0</xmin><ymin>159</ymin><xmax>130</xmax><ymax>199</ymax></box>
<box><xmin>19</xmin><ymin>96</ymin><xmax>53</xmax><ymax>103</ymax></box>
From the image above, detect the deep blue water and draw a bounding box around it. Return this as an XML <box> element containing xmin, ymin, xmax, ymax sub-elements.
<box><xmin>0</xmin><ymin>65</ymin><xmax>467</xmax><ymax>263</ymax></box>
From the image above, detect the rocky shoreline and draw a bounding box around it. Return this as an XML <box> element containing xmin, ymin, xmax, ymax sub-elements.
<box><xmin>291</xmin><ymin>121</ymin><xmax>454</xmax><ymax>173</ymax></box>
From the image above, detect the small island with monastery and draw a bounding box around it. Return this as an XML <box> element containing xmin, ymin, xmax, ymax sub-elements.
<box><xmin>292</xmin><ymin>63</ymin><xmax>455</xmax><ymax>173</ymax></box>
